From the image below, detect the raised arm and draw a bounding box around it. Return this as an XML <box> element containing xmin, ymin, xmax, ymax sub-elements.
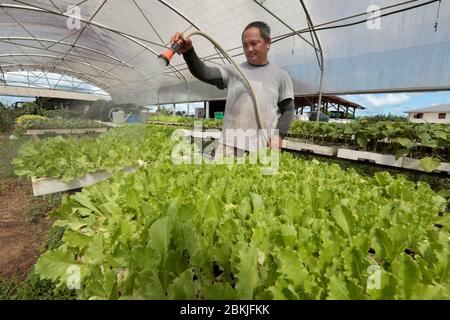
<box><xmin>183</xmin><ymin>48</ymin><xmax>225</xmax><ymax>89</ymax></box>
<box><xmin>171</xmin><ymin>32</ymin><xmax>225</xmax><ymax>89</ymax></box>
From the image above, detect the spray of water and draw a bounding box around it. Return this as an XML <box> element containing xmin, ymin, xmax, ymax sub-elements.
<box><xmin>71</xmin><ymin>56</ymin><xmax>170</xmax><ymax>122</ymax></box>
<box><xmin>146</xmin><ymin>56</ymin><xmax>170</xmax><ymax>80</ymax></box>
<box><xmin>3</xmin><ymin>55</ymin><xmax>176</xmax><ymax>124</ymax></box>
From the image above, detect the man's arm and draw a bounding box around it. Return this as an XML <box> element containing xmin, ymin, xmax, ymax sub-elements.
<box><xmin>268</xmin><ymin>98</ymin><xmax>294</xmax><ymax>149</ymax></box>
<box><xmin>183</xmin><ymin>48</ymin><xmax>225</xmax><ymax>89</ymax></box>
<box><xmin>277</xmin><ymin>98</ymin><xmax>295</xmax><ymax>138</ymax></box>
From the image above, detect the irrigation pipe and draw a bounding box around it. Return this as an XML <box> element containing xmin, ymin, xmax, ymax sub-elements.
<box><xmin>180</xmin><ymin>30</ymin><xmax>265</xmax><ymax>132</ymax></box>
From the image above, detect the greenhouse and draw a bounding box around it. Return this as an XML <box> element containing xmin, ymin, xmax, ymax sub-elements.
<box><xmin>0</xmin><ymin>0</ymin><xmax>449</xmax><ymax>305</ymax></box>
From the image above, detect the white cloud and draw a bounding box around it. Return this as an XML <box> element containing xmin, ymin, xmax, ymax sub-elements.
<box><xmin>340</xmin><ymin>95</ymin><xmax>359</xmax><ymax>101</ymax></box>
<box><xmin>364</xmin><ymin>93</ymin><xmax>411</xmax><ymax>107</ymax></box>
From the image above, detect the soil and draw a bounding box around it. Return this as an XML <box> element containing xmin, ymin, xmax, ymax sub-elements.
<box><xmin>0</xmin><ymin>181</ymin><xmax>52</xmax><ymax>281</ymax></box>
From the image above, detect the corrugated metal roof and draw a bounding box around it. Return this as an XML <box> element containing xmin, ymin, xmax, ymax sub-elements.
<box><xmin>405</xmin><ymin>104</ymin><xmax>450</xmax><ymax>113</ymax></box>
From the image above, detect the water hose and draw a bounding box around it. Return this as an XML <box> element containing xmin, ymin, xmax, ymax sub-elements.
<box><xmin>159</xmin><ymin>30</ymin><xmax>265</xmax><ymax>132</ymax></box>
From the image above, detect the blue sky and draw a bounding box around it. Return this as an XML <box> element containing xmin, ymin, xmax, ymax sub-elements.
<box><xmin>340</xmin><ymin>91</ymin><xmax>450</xmax><ymax>117</ymax></box>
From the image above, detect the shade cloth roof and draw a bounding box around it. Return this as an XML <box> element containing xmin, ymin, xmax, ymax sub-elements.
<box><xmin>0</xmin><ymin>0</ymin><xmax>448</xmax><ymax>105</ymax></box>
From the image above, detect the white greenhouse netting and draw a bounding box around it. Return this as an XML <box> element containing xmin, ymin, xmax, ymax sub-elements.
<box><xmin>0</xmin><ymin>0</ymin><xmax>448</xmax><ymax>105</ymax></box>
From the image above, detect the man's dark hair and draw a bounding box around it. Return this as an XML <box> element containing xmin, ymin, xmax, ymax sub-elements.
<box><xmin>242</xmin><ymin>21</ymin><xmax>271</xmax><ymax>41</ymax></box>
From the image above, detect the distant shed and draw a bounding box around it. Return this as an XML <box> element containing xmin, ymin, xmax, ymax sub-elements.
<box><xmin>405</xmin><ymin>104</ymin><xmax>450</xmax><ymax>124</ymax></box>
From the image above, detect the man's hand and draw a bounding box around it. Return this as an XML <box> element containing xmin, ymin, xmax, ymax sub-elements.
<box><xmin>170</xmin><ymin>32</ymin><xmax>193</xmax><ymax>54</ymax></box>
<box><xmin>268</xmin><ymin>135</ymin><xmax>283</xmax><ymax>149</ymax></box>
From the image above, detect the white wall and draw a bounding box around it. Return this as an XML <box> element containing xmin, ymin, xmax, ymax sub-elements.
<box><xmin>0</xmin><ymin>86</ymin><xmax>110</xmax><ymax>101</ymax></box>
<box><xmin>295</xmin><ymin>115</ymin><xmax>354</xmax><ymax>123</ymax></box>
<box><xmin>409</xmin><ymin>112</ymin><xmax>450</xmax><ymax>124</ymax></box>
<box><xmin>296</xmin><ymin>114</ymin><xmax>310</xmax><ymax>121</ymax></box>
<box><xmin>329</xmin><ymin>119</ymin><xmax>354</xmax><ymax>124</ymax></box>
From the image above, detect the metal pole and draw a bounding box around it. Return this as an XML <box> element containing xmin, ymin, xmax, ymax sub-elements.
<box><xmin>316</xmin><ymin>69</ymin><xmax>324</xmax><ymax>122</ymax></box>
<box><xmin>186</xmin><ymin>80</ymin><xmax>191</xmax><ymax>117</ymax></box>
<box><xmin>157</xmin><ymin>90</ymin><xmax>160</xmax><ymax>111</ymax></box>
<box><xmin>298</xmin><ymin>0</ymin><xmax>325</xmax><ymax>124</ymax></box>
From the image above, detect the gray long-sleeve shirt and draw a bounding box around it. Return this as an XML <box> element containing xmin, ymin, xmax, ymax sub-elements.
<box><xmin>183</xmin><ymin>48</ymin><xmax>295</xmax><ymax>139</ymax></box>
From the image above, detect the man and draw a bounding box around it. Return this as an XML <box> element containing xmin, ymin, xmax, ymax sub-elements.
<box><xmin>171</xmin><ymin>21</ymin><xmax>295</xmax><ymax>159</ymax></box>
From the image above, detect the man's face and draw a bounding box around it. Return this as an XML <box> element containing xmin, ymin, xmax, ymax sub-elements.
<box><xmin>242</xmin><ymin>27</ymin><xmax>271</xmax><ymax>65</ymax></box>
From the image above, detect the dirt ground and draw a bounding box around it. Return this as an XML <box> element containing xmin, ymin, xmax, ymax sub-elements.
<box><xmin>0</xmin><ymin>181</ymin><xmax>52</xmax><ymax>280</ymax></box>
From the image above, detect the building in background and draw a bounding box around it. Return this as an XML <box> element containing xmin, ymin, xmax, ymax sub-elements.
<box><xmin>295</xmin><ymin>95</ymin><xmax>365</xmax><ymax>123</ymax></box>
<box><xmin>406</xmin><ymin>104</ymin><xmax>450</xmax><ymax>124</ymax></box>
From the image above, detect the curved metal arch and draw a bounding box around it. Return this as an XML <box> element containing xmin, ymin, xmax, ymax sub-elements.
<box><xmin>298</xmin><ymin>0</ymin><xmax>324</xmax><ymax>70</ymax></box>
<box><xmin>157</xmin><ymin>0</ymin><xmax>227</xmax><ymax>65</ymax></box>
<box><xmin>1</xmin><ymin>69</ymin><xmax>111</xmax><ymax>95</ymax></box>
<box><xmin>85</xmin><ymin>73</ymin><xmax>180</xmax><ymax>93</ymax></box>
<box><xmin>158</xmin><ymin>0</ymin><xmax>310</xmax><ymax>71</ymax></box>
<box><xmin>0</xmin><ymin>63</ymin><xmax>112</xmax><ymax>89</ymax></box>
<box><xmin>0</xmin><ymin>36</ymin><xmax>139</xmax><ymax>70</ymax></box>
<box><xmin>157</xmin><ymin>0</ymin><xmax>200</xmax><ymax>30</ymax></box>
<box><xmin>0</xmin><ymin>3</ymin><xmax>192</xmax><ymax>94</ymax></box>
<box><xmin>251</xmin><ymin>0</ymin><xmax>318</xmax><ymax>51</ymax></box>
<box><xmin>0</xmin><ymin>38</ymin><xmax>124</xmax><ymax>69</ymax></box>
<box><xmin>0</xmin><ymin>61</ymin><xmax>117</xmax><ymax>82</ymax></box>
<box><xmin>298</xmin><ymin>0</ymin><xmax>325</xmax><ymax>125</ymax></box>
<box><xmin>0</xmin><ymin>64</ymin><xmax>112</xmax><ymax>88</ymax></box>
<box><xmin>0</xmin><ymin>53</ymin><xmax>122</xmax><ymax>80</ymax></box>
<box><xmin>1</xmin><ymin>2</ymin><xmax>168</xmax><ymax>49</ymax></box>
<box><xmin>0</xmin><ymin>79</ymin><xmax>109</xmax><ymax>95</ymax></box>
<box><xmin>159</xmin><ymin>0</ymin><xmax>317</xmax><ymax>64</ymax></box>
<box><xmin>0</xmin><ymin>2</ymin><xmax>197</xmax><ymax>103</ymax></box>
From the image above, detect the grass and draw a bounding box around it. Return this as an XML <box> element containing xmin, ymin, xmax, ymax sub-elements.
<box><xmin>0</xmin><ymin>225</ymin><xmax>73</xmax><ymax>300</ymax></box>
<box><xmin>0</xmin><ymin>272</ymin><xmax>76</xmax><ymax>300</ymax></box>
<box><xmin>44</xmin><ymin>225</ymin><xmax>67</xmax><ymax>251</ymax></box>
<box><xmin>22</xmin><ymin>199</ymin><xmax>51</xmax><ymax>223</ymax></box>
<box><xmin>0</xmin><ymin>132</ymin><xmax>72</xmax><ymax>300</ymax></box>
<box><xmin>21</xmin><ymin>193</ymin><xmax>62</xmax><ymax>223</ymax></box>
<box><xmin>0</xmin><ymin>131</ymin><xmax>27</xmax><ymax>179</ymax></box>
